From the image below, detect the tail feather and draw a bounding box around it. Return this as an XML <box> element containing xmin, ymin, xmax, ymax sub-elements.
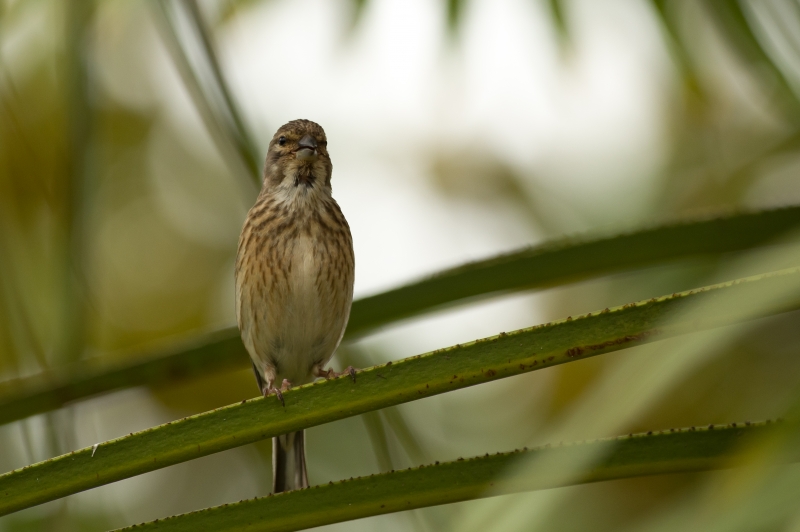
<box><xmin>273</xmin><ymin>430</ymin><xmax>308</xmax><ymax>493</ymax></box>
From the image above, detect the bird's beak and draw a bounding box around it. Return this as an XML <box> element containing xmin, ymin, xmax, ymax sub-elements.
<box><xmin>296</xmin><ymin>135</ymin><xmax>318</xmax><ymax>162</ymax></box>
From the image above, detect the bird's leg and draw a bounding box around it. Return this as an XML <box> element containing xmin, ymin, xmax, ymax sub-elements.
<box><xmin>263</xmin><ymin>381</ymin><xmax>284</xmax><ymax>406</ymax></box>
<box><xmin>312</xmin><ymin>364</ymin><xmax>335</xmax><ymax>380</ymax></box>
<box><xmin>262</xmin><ymin>367</ymin><xmax>288</xmax><ymax>406</ymax></box>
<box><xmin>312</xmin><ymin>363</ymin><xmax>358</xmax><ymax>383</ymax></box>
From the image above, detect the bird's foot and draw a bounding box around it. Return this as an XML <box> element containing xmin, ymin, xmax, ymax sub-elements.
<box><xmin>263</xmin><ymin>379</ymin><xmax>292</xmax><ymax>407</ymax></box>
<box><xmin>313</xmin><ymin>365</ymin><xmax>357</xmax><ymax>382</ymax></box>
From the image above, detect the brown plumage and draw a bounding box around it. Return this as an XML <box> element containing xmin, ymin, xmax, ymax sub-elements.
<box><xmin>235</xmin><ymin>119</ymin><xmax>355</xmax><ymax>493</ymax></box>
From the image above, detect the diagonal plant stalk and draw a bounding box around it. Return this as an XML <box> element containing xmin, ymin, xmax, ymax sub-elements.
<box><xmin>110</xmin><ymin>422</ymin><xmax>792</xmax><ymax>532</ymax></box>
<box><xmin>181</xmin><ymin>0</ymin><xmax>262</xmax><ymax>184</ymax></box>
<box><xmin>703</xmin><ymin>0</ymin><xmax>800</xmax><ymax>119</ymax></box>
<box><xmin>650</xmin><ymin>0</ymin><xmax>704</xmax><ymax>98</ymax></box>
<box><xmin>348</xmin><ymin>0</ymin><xmax>369</xmax><ymax>32</ymax></box>
<box><xmin>547</xmin><ymin>0</ymin><xmax>570</xmax><ymax>50</ymax></box>
<box><xmin>151</xmin><ymin>1</ymin><xmax>261</xmax><ymax>193</ymax></box>
<box><xmin>1</xmin><ymin>268</ymin><xmax>799</xmax><ymax>516</ymax></box>
<box><xmin>1</xmin><ymin>207</ymin><xmax>799</xmax><ymax>426</ymax></box>
<box><xmin>0</xmin><ymin>328</ymin><xmax>245</xmax><ymax>426</ymax></box>
<box><xmin>345</xmin><ymin>207</ymin><xmax>800</xmax><ymax>335</ymax></box>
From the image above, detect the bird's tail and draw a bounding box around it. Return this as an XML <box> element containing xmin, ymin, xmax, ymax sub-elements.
<box><xmin>272</xmin><ymin>430</ymin><xmax>309</xmax><ymax>493</ymax></box>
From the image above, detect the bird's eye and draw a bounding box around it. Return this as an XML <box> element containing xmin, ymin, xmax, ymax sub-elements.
<box><xmin>278</xmin><ymin>136</ymin><xmax>287</xmax><ymax>146</ymax></box>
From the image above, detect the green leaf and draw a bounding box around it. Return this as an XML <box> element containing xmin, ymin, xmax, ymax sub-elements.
<box><xmin>703</xmin><ymin>0</ymin><xmax>800</xmax><ymax>118</ymax></box>
<box><xmin>1</xmin><ymin>207</ymin><xmax>799</xmax><ymax>426</ymax></box>
<box><xmin>1</xmin><ymin>268</ymin><xmax>799</xmax><ymax>516</ymax></box>
<box><xmin>113</xmin><ymin>422</ymin><xmax>789</xmax><ymax>532</ymax></box>
<box><xmin>349</xmin><ymin>0</ymin><xmax>369</xmax><ymax>32</ymax></box>
<box><xmin>649</xmin><ymin>0</ymin><xmax>705</xmax><ymax>99</ymax></box>
<box><xmin>0</xmin><ymin>328</ymin><xmax>245</xmax><ymax>426</ymax></box>
<box><xmin>445</xmin><ymin>0</ymin><xmax>464</xmax><ymax>38</ymax></box>
<box><xmin>151</xmin><ymin>1</ymin><xmax>262</xmax><ymax>191</ymax></box>
<box><xmin>346</xmin><ymin>207</ymin><xmax>800</xmax><ymax>337</ymax></box>
<box><xmin>548</xmin><ymin>0</ymin><xmax>569</xmax><ymax>48</ymax></box>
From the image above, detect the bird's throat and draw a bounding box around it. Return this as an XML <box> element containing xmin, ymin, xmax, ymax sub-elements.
<box><xmin>293</xmin><ymin>170</ymin><xmax>315</xmax><ymax>188</ymax></box>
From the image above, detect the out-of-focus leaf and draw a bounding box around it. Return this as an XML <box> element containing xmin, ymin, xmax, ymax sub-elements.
<box><xmin>151</xmin><ymin>1</ymin><xmax>261</xmax><ymax>192</ymax></box>
<box><xmin>183</xmin><ymin>1</ymin><xmax>261</xmax><ymax>182</ymax></box>
<box><xmin>649</xmin><ymin>0</ymin><xmax>704</xmax><ymax>99</ymax></box>
<box><xmin>349</xmin><ymin>0</ymin><xmax>369</xmax><ymax>31</ymax></box>
<box><xmin>0</xmin><ymin>329</ymin><xmax>245</xmax><ymax>426</ymax></box>
<box><xmin>703</xmin><ymin>0</ymin><xmax>800</xmax><ymax>118</ymax></box>
<box><xmin>347</xmin><ymin>207</ymin><xmax>800</xmax><ymax>337</ymax></box>
<box><xmin>548</xmin><ymin>0</ymin><xmax>569</xmax><ymax>49</ymax></box>
<box><xmin>627</xmin><ymin>392</ymin><xmax>800</xmax><ymax>532</ymax></box>
<box><xmin>338</xmin><ymin>347</ymin><xmax>398</xmax><ymax>473</ymax></box>
<box><xmin>113</xmin><ymin>422</ymin><xmax>791</xmax><ymax>532</ymax></box>
<box><xmin>1</xmin><ymin>268</ymin><xmax>799</xmax><ymax>516</ymax></box>
<box><xmin>1</xmin><ymin>207</ymin><xmax>799</xmax><ymax>426</ymax></box>
<box><xmin>445</xmin><ymin>0</ymin><xmax>464</xmax><ymax>37</ymax></box>
<box><xmin>382</xmin><ymin>407</ymin><xmax>429</xmax><ymax>466</ymax></box>
<box><xmin>217</xmin><ymin>0</ymin><xmax>272</xmax><ymax>25</ymax></box>
<box><xmin>342</xmin><ymin>343</ymin><xmax>429</xmax><ymax>531</ymax></box>
<box><xmin>60</xmin><ymin>0</ymin><xmax>94</xmax><ymax>366</ymax></box>
<box><xmin>361</xmin><ymin>411</ymin><xmax>393</xmax><ymax>472</ymax></box>
<box><xmin>340</xmin><ymin>345</ymin><xmax>430</xmax><ymax>492</ymax></box>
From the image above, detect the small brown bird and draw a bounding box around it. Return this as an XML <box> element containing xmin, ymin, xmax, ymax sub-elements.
<box><xmin>235</xmin><ymin>119</ymin><xmax>355</xmax><ymax>493</ymax></box>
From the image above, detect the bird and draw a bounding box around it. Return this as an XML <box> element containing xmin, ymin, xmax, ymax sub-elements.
<box><xmin>234</xmin><ymin>119</ymin><xmax>355</xmax><ymax>493</ymax></box>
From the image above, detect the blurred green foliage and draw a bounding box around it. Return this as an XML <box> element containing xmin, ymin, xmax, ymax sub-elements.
<box><xmin>2</xmin><ymin>0</ymin><xmax>800</xmax><ymax>531</ymax></box>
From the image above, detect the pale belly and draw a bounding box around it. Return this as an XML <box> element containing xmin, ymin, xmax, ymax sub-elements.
<box><xmin>238</xmin><ymin>235</ymin><xmax>352</xmax><ymax>386</ymax></box>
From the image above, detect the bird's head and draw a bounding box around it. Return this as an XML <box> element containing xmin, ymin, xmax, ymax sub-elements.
<box><xmin>262</xmin><ymin>119</ymin><xmax>332</xmax><ymax>192</ymax></box>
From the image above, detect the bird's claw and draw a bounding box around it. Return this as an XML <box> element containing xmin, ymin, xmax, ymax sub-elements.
<box><xmin>263</xmin><ymin>379</ymin><xmax>293</xmax><ymax>407</ymax></box>
<box><xmin>313</xmin><ymin>365</ymin><xmax>358</xmax><ymax>382</ymax></box>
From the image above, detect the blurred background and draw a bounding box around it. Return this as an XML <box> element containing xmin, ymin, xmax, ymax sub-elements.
<box><xmin>2</xmin><ymin>0</ymin><xmax>800</xmax><ymax>530</ymax></box>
